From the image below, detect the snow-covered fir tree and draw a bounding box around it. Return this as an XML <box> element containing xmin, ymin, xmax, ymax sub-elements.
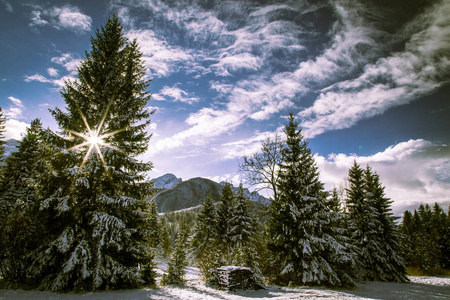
<box><xmin>346</xmin><ymin>162</ymin><xmax>386</xmax><ymax>281</ymax></box>
<box><xmin>0</xmin><ymin>119</ymin><xmax>48</xmax><ymax>282</ymax></box>
<box><xmin>216</xmin><ymin>182</ymin><xmax>235</xmax><ymax>262</ymax></box>
<box><xmin>29</xmin><ymin>15</ymin><xmax>156</xmax><ymax>291</ymax></box>
<box><xmin>229</xmin><ymin>185</ymin><xmax>260</xmax><ymax>273</ymax></box>
<box><xmin>268</xmin><ymin>114</ymin><xmax>355</xmax><ymax>287</ymax></box>
<box><xmin>191</xmin><ymin>194</ymin><xmax>221</xmax><ymax>280</ymax></box>
<box><xmin>161</xmin><ymin>222</ymin><xmax>189</xmax><ymax>285</ymax></box>
<box><xmin>0</xmin><ymin>107</ymin><xmax>5</xmax><ymax>161</ymax></box>
<box><xmin>365</xmin><ymin>166</ymin><xmax>408</xmax><ymax>282</ymax></box>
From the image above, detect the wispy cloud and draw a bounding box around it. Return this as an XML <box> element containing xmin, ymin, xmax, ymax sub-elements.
<box><xmin>47</xmin><ymin>68</ymin><xmax>59</xmax><ymax>77</ymax></box>
<box><xmin>5</xmin><ymin>96</ymin><xmax>24</xmax><ymax>119</ymax></box>
<box><xmin>156</xmin><ymin>85</ymin><xmax>200</xmax><ymax>104</ymax></box>
<box><xmin>1</xmin><ymin>0</ymin><xmax>13</xmax><ymax>13</ymax></box>
<box><xmin>125</xmin><ymin>29</ymin><xmax>193</xmax><ymax>78</ymax></box>
<box><xmin>30</xmin><ymin>5</ymin><xmax>92</xmax><ymax>34</ymax></box>
<box><xmin>24</xmin><ymin>74</ymin><xmax>51</xmax><ymax>84</ymax></box>
<box><xmin>25</xmin><ymin>53</ymin><xmax>80</xmax><ymax>88</ymax></box>
<box><xmin>51</xmin><ymin>53</ymin><xmax>82</xmax><ymax>73</ymax></box>
<box><xmin>298</xmin><ymin>0</ymin><xmax>450</xmax><ymax>138</ymax></box>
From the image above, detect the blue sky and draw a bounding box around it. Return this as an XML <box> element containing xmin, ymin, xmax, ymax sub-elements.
<box><xmin>1</xmin><ymin>0</ymin><xmax>449</xmax><ymax>214</ymax></box>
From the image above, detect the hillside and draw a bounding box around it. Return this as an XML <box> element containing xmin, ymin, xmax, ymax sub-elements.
<box><xmin>152</xmin><ymin>177</ymin><xmax>223</xmax><ymax>212</ymax></box>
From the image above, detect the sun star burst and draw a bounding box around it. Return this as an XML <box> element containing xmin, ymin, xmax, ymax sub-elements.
<box><xmin>63</xmin><ymin>104</ymin><xmax>125</xmax><ymax>171</ymax></box>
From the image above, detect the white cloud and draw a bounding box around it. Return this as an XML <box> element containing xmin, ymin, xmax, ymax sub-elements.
<box><xmin>4</xmin><ymin>119</ymin><xmax>28</xmax><ymax>140</ymax></box>
<box><xmin>217</xmin><ymin>130</ymin><xmax>284</xmax><ymax>160</ymax></box>
<box><xmin>25</xmin><ymin>53</ymin><xmax>80</xmax><ymax>89</ymax></box>
<box><xmin>316</xmin><ymin>139</ymin><xmax>450</xmax><ymax>215</ymax></box>
<box><xmin>158</xmin><ymin>86</ymin><xmax>200</xmax><ymax>104</ymax></box>
<box><xmin>30</xmin><ymin>5</ymin><xmax>92</xmax><ymax>34</ymax></box>
<box><xmin>47</xmin><ymin>68</ymin><xmax>59</xmax><ymax>77</ymax></box>
<box><xmin>4</xmin><ymin>96</ymin><xmax>24</xmax><ymax>119</ymax></box>
<box><xmin>8</xmin><ymin>96</ymin><xmax>23</xmax><ymax>108</ymax></box>
<box><xmin>24</xmin><ymin>74</ymin><xmax>51</xmax><ymax>83</ymax></box>
<box><xmin>126</xmin><ymin>29</ymin><xmax>193</xmax><ymax>78</ymax></box>
<box><xmin>211</xmin><ymin>53</ymin><xmax>262</xmax><ymax>76</ymax></box>
<box><xmin>151</xmin><ymin>94</ymin><xmax>165</xmax><ymax>101</ymax></box>
<box><xmin>51</xmin><ymin>53</ymin><xmax>82</xmax><ymax>73</ymax></box>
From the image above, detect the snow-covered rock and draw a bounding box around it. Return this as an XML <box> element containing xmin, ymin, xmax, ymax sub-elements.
<box><xmin>151</xmin><ymin>173</ymin><xmax>182</xmax><ymax>190</ymax></box>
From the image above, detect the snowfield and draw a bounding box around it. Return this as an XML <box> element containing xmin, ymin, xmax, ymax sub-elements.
<box><xmin>1</xmin><ymin>265</ymin><xmax>449</xmax><ymax>299</ymax></box>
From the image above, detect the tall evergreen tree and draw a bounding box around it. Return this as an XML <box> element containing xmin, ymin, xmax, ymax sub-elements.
<box><xmin>229</xmin><ymin>185</ymin><xmax>260</xmax><ymax>273</ymax></box>
<box><xmin>402</xmin><ymin>203</ymin><xmax>448</xmax><ymax>275</ymax></box>
<box><xmin>365</xmin><ymin>166</ymin><xmax>408</xmax><ymax>282</ymax></box>
<box><xmin>0</xmin><ymin>119</ymin><xmax>48</xmax><ymax>282</ymax></box>
<box><xmin>346</xmin><ymin>162</ymin><xmax>385</xmax><ymax>281</ymax></box>
<box><xmin>148</xmin><ymin>198</ymin><xmax>160</xmax><ymax>248</ymax></box>
<box><xmin>29</xmin><ymin>15</ymin><xmax>156</xmax><ymax>291</ymax></box>
<box><xmin>268</xmin><ymin>114</ymin><xmax>354</xmax><ymax>287</ymax></box>
<box><xmin>191</xmin><ymin>194</ymin><xmax>220</xmax><ymax>280</ymax></box>
<box><xmin>216</xmin><ymin>182</ymin><xmax>235</xmax><ymax>262</ymax></box>
<box><xmin>161</xmin><ymin>222</ymin><xmax>189</xmax><ymax>285</ymax></box>
<box><xmin>0</xmin><ymin>107</ymin><xmax>5</xmax><ymax>161</ymax></box>
<box><xmin>158</xmin><ymin>217</ymin><xmax>172</xmax><ymax>258</ymax></box>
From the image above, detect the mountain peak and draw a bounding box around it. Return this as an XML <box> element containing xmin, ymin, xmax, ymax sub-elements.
<box><xmin>151</xmin><ymin>173</ymin><xmax>182</xmax><ymax>190</ymax></box>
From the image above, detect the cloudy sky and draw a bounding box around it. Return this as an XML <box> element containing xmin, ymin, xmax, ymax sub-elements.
<box><xmin>1</xmin><ymin>0</ymin><xmax>449</xmax><ymax>214</ymax></box>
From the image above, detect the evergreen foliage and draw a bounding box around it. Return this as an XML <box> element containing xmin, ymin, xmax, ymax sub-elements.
<box><xmin>0</xmin><ymin>107</ymin><xmax>5</xmax><ymax>161</ymax></box>
<box><xmin>346</xmin><ymin>162</ymin><xmax>407</xmax><ymax>282</ymax></box>
<box><xmin>0</xmin><ymin>119</ymin><xmax>48</xmax><ymax>283</ymax></box>
<box><xmin>365</xmin><ymin>166</ymin><xmax>408</xmax><ymax>282</ymax></box>
<box><xmin>229</xmin><ymin>185</ymin><xmax>261</xmax><ymax>273</ymax></box>
<box><xmin>148</xmin><ymin>198</ymin><xmax>160</xmax><ymax>248</ymax></box>
<box><xmin>268</xmin><ymin>113</ymin><xmax>354</xmax><ymax>287</ymax></box>
<box><xmin>216</xmin><ymin>183</ymin><xmax>235</xmax><ymax>262</ymax></box>
<box><xmin>158</xmin><ymin>217</ymin><xmax>172</xmax><ymax>258</ymax></box>
<box><xmin>191</xmin><ymin>194</ymin><xmax>222</xmax><ymax>281</ymax></box>
<box><xmin>346</xmin><ymin>162</ymin><xmax>385</xmax><ymax>281</ymax></box>
<box><xmin>28</xmin><ymin>15</ymin><xmax>156</xmax><ymax>291</ymax></box>
<box><xmin>161</xmin><ymin>223</ymin><xmax>189</xmax><ymax>285</ymax></box>
<box><xmin>400</xmin><ymin>203</ymin><xmax>450</xmax><ymax>275</ymax></box>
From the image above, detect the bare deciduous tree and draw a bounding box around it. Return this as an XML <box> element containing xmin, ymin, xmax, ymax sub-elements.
<box><xmin>238</xmin><ymin>133</ymin><xmax>284</xmax><ymax>202</ymax></box>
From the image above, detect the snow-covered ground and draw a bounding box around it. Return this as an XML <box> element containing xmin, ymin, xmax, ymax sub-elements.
<box><xmin>1</xmin><ymin>265</ymin><xmax>449</xmax><ymax>300</ymax></box>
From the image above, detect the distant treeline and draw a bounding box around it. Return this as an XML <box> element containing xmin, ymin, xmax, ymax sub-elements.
<box><xmin>400</xmin><ymin>203</ymin><xmax>450</xmax><ymax>275</ymax></box>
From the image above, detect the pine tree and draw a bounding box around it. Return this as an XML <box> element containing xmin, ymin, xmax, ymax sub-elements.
<box><xmin>268</xmin><ymin>114</ymin><xmax>354</xmax><ymax>287</ymax></box>
<box><xmin>191</xmin><ymin>194</ymin><xmax>221</xmax><ymax>280</ymax></box>
<box><xmin>0</xmin><ymin>107</ymin><xmax>6</xmax><ymax>161</ymax></box>
<box><xmin>365</xmin><ymin>166</ymin><xmax>408</xmax><ymax>282</ymax></box>
<box><xmin>399</xmin><ymin>210</ymin><xmax>414</xmax><ymax>268</ymax></box>
<box><xmin>29</xmin><ymin>15</ymin><xmax>156</xmax><ymax>291</ymax></box>
<box><xmin>0</xmin><ymin>119</ymin><xmax>48</xmax><ymax>282</ymax></box>
<box><xmin>158</xmin><ymin>217</ymin><xmax>172</xmax><ymax>258</ymax></box>
<box><xmin>161</xmin><ymin>222</ymin><xmax>189</xmax><ymax>285</ymax></box>
<box><xmin>346</xmin><ymin>162</ymin><xmax>385</xmax><ymax>281</ymax></box>
<box><xmin>229</xmin><ymin>185</ymin><xmax>260</xmax><ymax>273</ymax></box>
<box><xmin>216</xmin><ymin>182</ymin><xmax>235</xmax><ymax>262</ymax></box>
<box><xmin>148</xmin><ymin>198</ymin><xmax>160</xmax><ymax>248</ymax></box>
<box><xmin>407</xmin><ymin>204</ymin><xmax>445</xmax><ymax>275</ymax></box>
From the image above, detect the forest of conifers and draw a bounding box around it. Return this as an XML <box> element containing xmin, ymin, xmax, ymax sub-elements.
<box><xmin>0</xmin><ymin>15</ymin><xmax>448</xmax><ymax>293</ymax></box>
